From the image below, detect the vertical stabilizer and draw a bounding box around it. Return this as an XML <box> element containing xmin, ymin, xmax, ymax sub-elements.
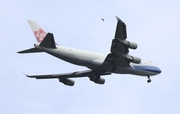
<box><xmin>28</xmin><ymin>20</ymin><xmax>47</xmax><ymax>43</ymax></box>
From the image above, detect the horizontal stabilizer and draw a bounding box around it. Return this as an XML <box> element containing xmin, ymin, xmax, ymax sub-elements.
<box><xmin>17</xmin><ymin>48</ymin><xmax>43</xmax><ymax>54</ymax></box>
<box><xmin>39</xmin><ymin>33</ymin><xmax>56</xmax><ymax>48</ymax></box>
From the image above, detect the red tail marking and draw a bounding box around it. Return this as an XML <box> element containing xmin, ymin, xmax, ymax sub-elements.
<box><xmin>34</xmin><ymin>28</ymin><xmax>47</xmax><ymax>43</ymax></box>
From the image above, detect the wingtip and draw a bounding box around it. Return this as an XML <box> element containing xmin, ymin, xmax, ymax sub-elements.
<box><xmin>23</xmin><ymin>72</ymin><xmax>29</xmax><ymax>77</ymax></box>
<box><xmin>17</xmin><ymin>51</ymin><xmax>23</xmax><ymax>54</ymax></box>
<box><xmin>115</xmin><ymin>16</ymin><xmax>123</xmax><ymax>22</ymax></box>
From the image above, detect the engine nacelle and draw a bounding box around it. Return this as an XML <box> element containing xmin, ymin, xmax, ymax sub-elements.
<box><xmin>59</xmin><ymin>78</ymin><xmax>75</xmax><ymax>86</ymax></box>
<box><xmin>124</xmin><ymin>41</ymin><xmax>138</xmax><ymax>49</ymax></box>
<box><xmin>128</xmin><ymin>56</ymin><xmax>141</xmax><ymax>64</ymax></box>
<box><xmin>90</xmin><ymin>77</ymin><xmax>105</xmax><ymax>84</ymax></box>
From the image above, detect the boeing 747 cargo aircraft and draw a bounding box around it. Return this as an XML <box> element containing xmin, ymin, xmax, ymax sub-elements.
<box><xmin>18</xmin><ymin>16</ymin><xmax>161</xmax><ymax>86</ymax></box>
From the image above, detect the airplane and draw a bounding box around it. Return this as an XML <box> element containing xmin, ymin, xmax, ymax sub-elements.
<box><xmin>18</xmin><ymin>16</ymin><xmax>161</xmax><ymax>86</ymax></box>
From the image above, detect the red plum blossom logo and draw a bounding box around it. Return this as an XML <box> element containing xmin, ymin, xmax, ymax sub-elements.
<box><xmin>34</xmin><ymin>28</ymin><xmax>47</xmax><ymax>43</ymax></box>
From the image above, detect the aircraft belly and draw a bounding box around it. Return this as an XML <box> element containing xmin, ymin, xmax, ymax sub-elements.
<box><xmin>43</xmin><ymin>47</ymin><xmax>104</xmax><ymax>68</ymax></box>
<box><xmin>43</xmin><ymin>48</ymin><xmax>157</xmax><ymax>76</ymax></box>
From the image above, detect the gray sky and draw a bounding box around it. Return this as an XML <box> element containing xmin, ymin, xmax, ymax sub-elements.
<box><xmin>0</xmin><ymin>0</ymin><xmax>180</xmax><ymax>114</ymax></box>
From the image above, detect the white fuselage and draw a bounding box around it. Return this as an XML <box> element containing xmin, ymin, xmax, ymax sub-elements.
<box><xmin>35</xmin><ymin>44</ymin><xmax>161</xmax><ymax>77</ymax></box>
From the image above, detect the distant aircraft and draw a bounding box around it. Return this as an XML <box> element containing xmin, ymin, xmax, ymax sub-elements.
<box><xmin>18</xmin><ymin>16</ymin><xmax>161</xmax><ymax>86</ymax></box>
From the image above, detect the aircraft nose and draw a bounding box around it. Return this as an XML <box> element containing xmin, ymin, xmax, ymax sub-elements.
<box><xmin>156</xmin><ymin>67</ymin><xmax>162</xmax><ymax>74</ymax></box>
<box><xmin>148</xmin><ymin>66</ymin><xmax>161</xmax><ymax>74</ymax></box>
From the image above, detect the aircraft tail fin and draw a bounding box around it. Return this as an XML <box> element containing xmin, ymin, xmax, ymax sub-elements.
<box><xmin>17</xmin><ymin>21</ymin><xmax>57</xmax><ymax>54</ymax></box>
<box><xmin>28</xmin><ymin>20</ymin><xmax>47</xmax><ymax>43</ymax></box>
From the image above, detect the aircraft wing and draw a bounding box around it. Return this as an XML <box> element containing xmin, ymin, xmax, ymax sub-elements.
<box><xmin>26</xmin><ymin>70</ymin><xmax>111</xmax><ymax>79</ymax></box>
<box><xmin>112</xmin><ymin>16</ymin><xmax>129</xmax><ymax>54</ymax></box>
<box><xmin>102</xmin><ymin>17</ymin><xmax>130</xmax><ymax>68</ymax></box>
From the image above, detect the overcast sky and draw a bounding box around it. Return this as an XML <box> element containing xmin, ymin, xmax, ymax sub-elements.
<box><xmin>0</xmin><ymin>0</ymin><xmax>180</xmax><ymax>114</ymax></box>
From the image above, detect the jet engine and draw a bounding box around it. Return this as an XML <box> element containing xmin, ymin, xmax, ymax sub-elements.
<box><xmin>59</xmin><ymin>78</ymin><xmax>75</xmax><ymax>86</ymax></box>
<box><xmin>90</xmin><ymin>77</ymin><xmax>105</xmax><ymax>84</ymax></box>
<box><xmin>123</xmin><ymin>41</ymin><xmax>138</xmax><ymax>49</ymax></box>
<box><xmin>127</xmin><ymin>56</ymin><xmax>141</xmax><ymax>64</ymax></box>
<box><xmin>112</xmin><ymin>39</ymin><xmax>138</xmax><ymax>50</ymax></box>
